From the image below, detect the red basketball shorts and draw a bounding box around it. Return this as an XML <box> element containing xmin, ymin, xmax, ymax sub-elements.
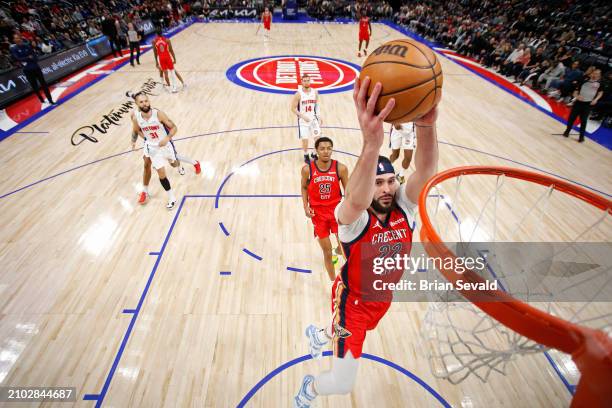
<box><xmin>330</xmin><ymin>278</ymin><xmax>391</xmax><ymax>358</ymax></box>
<box><xmin>264</xmin><ymin>21</ymin><xmax>271</xmax><ymax>30</ymax></box>
<box><xmin>311</xmin><ymin>206</ymin><xmax>338</xmax><ymax>239</ymax></box>
<box><xmin>359</xmin><ymin>32</ymin><xmax>370</xmax><ymax>42</ymax></box>
<box><xmin>159</xmin><ymin>56</ymin><xmax>174</xmax><ymax>71</ymax></box>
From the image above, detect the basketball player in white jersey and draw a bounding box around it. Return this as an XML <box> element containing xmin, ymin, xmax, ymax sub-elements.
<box><xmin>130</xmin><ymin>92</ymin><xmax>200</xmax><ymax>209</ymax></box>
<box><xmin>291</xmin><ymin>74</ymin><xmax>323</xmax><ymax>164</ymax></box>
<box><xmin>388</xmin><ymin>122</ymin><xmax>416</xmax><ymax>183</ymax></box>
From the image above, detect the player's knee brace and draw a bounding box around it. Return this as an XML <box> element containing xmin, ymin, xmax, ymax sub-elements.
<box><xmin>160</xmin><ymin>177</ymin><xmax>171</xmax><ymax>191</ymax></box>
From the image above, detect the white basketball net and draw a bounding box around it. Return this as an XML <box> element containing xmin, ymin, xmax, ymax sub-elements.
<box><xmin>420</xmin><ymin>172</ymin><xmax>612</xmax><ymax>384</ymax></box>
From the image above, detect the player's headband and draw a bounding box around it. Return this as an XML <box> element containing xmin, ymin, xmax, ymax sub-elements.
<box><xmin>376</xmin><ymin>157</ymin><xmax>395</xmax><ymax>176</ymax></box>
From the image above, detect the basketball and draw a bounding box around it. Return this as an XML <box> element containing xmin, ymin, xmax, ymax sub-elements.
<box><xmin>360</xmin><ymin>39</ymin><xmax>443</xmax><ymax>123</ymax></box>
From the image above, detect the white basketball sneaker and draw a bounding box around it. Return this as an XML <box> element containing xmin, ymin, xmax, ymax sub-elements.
<box><xmin>294</xmin><ymin>375</ymin><xmax>316</xmax><ymax>408</ymax></box>
<box><xmin>178</xmin><ymin>165</ymin><xmax>185</xmax><ymax>175</ymax></box>
<box><xmin>305</xmin><ymin>325</ymin><xmax>328</xmax><ymax>360</ymax></box>
<box><xmin>166</xmin><ymin>200</ymin><xmax>176</xmax><ymax>210</ymax></box>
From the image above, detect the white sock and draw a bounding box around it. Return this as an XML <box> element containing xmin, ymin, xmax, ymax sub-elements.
<box><xmin>168</xmin><ymin>189</ymin><xmax>175</xmax><ymax>202</ymax></box>
<box><xmin>143</xmin><ymin>185</ymin><xmax>149</xmax><ymax>194</ymax></box>
<box><xmin>314</xmin><ymin>352</ymin><xmax>359</xmax><ymax>395</ymax></box>
<box><xmin>176</xmin><ymin>154</ymin><xmax>196</xmax><ymax>165</ymax></box>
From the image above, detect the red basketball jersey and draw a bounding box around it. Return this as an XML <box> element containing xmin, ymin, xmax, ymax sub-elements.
<box><xmin>340</xmin><ymin>207</ymin><xmax>413</xmax><ymax>302</ymax></box>
<box><xmin>154</xmin><ymin>36</ymin><xmax>171</xmax><ymax>59</ymax></box>
<box><xmin>307</xmin><ymin>160</ymin><xmax>342</xmax><ymax>209</ymax></box>
<box><xmin>263</xmin><ymin>12</ymin><xmax>271</xmax><ymax>24</ymax></box>
<box><xmin>359</xmin><ymin>17</ymin><xmax>370</xmax><ymax>34</ymax></box>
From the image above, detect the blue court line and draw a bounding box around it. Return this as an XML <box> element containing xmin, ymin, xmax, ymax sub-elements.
<box><xmin>220</xmin><ymin>271</ymin><xmax>232</xmax><ymax>275</ymax></box>
<box><xmin>476</xmin><ymin>246</ymin><xmax>574</xmax><ymax>395</ymax></box>
<box><xmin>382</xmin><ymin>20</ymin><xmax>611</xmax><ymax>150</ymax></box>
<box><xmin>84</xmin><ymin>199</ymin><xmax>450</xmax><ymax>404</ymax></box>
<box><xmin>236</xmin><ymin>351</ymin><xmax>450</xmax><ymax>407</ymax></box>
<box><xmin>544</xmin><ymin>351</ymin><xmax>576</xmax><ymax>394</ymax></box>
<box><xmin>1</xmin><ymin>126</ymin><xmax>609</xmax><ymax>200</ymax></box>
<box><xmin>84</xmin><ymin>196</ymin><xmax>188</xmax><ymax>407</ymax></box>
<box><xmin>214</xmin><ymin>148</ymin><xmax>360</xmax><ymax>208</ymax></box>
<box><xmin>218</xmin><ymin>222</ymin><xmax>230</xmax><ymax>236</ymax></box>
<box><xmin>286</xmin><ymin>266</ymin><xmax>312</xmax><ymax>273</ymax></box>
<box><xmin>242</xmin><ymin>248</ymin><xmax>263</xmax><ymax>261</ymax></box>
<box><xmin>0</xmin><ymin>20</ymin><xmax>195</xmax><ymax>143</ymax></box>
<box><xmin>148</xmin><ymin>251</ymin><xmax>160</xmax><ymax>256</ymax></box>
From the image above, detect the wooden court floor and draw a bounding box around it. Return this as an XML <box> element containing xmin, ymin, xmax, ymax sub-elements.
<box><xmin>0</xmin><ymin>22</ymin><xmax>611</xmax><ymax>407</ymax></box>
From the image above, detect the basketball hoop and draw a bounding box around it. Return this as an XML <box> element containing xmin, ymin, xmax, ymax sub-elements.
<box><xmin>418</xmin><ymin>166</ymin><xmax>612</xmax><ymax>407</ymax></box>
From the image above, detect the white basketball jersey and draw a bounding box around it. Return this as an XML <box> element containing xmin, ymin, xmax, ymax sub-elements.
<box><xmin>298</xmin><ymin>86</ymin><xmax>318</xmax><ymax>122</ymax></box>
<box><xmin>135</xmin><ymin>109</ymin><xmax>168</xmax><ymax>147</ymax></box>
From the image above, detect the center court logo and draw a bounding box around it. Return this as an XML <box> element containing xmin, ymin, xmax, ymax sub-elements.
<box><xmin>226</xmin><ymin>55</ymin><xmax>360</xmax><ymax>94</ymax></box>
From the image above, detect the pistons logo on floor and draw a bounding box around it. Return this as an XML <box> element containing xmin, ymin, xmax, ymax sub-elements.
<box><xmin>226</xmin><ymin>55</ymin><xmax>360</xmax><ymax>94</ymax></box>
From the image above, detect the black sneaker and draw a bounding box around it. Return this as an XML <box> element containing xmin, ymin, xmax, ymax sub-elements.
<box><xmin>578</xmin><ymin>136</ymin><xmax>585</xmax><ymax>143</ymax></box>
<box><xmin>563</xmin><ymin>131</ymin><xmax>569</xmax><ymax>137</ymax></box>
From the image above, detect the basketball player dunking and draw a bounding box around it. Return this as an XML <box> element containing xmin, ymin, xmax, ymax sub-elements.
<box><xmin>301</xmin><ymin>137</ymin><xmax>349</xmax><ymax>281</ymax></box>
<box><xmin>389</xmin><ymin>122</ymin><xmax>416</xmax><ymax>183</ymax></box>
<box><xmin>153</xmin><ymin>28</ymin><xmax>186</xmax><ymax>93</ymax></box>
<box><xmin>357</xmin><ymin>12</ymin><xmax>372</xmax><ymax>57</ymax></box>
<box><xmin>130</xmin><ymin>92</ymin><xmax>200</xmax><ymax>208</ymax></box>
<box><xmin>294</xmin><ymin>77</ymin><xmax>439</xmax><ymax>407</ymax></box>
<box><xmin>291</xmin><ymin>74</ymin><xmax>323</xmax><ymax>164</ymax></box>
<box><xmin>261</xmin><ymin>7</ymin><xmax>272</xmax><ymax>39</ymax></box>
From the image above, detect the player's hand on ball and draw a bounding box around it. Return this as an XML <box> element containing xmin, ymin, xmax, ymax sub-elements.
<box><xmin>353</xmin><ymin>76</ymin><xmax>395</xmax><ymax>148</ymax></box>
<box><xmin>159</xmin><ymin>137</ymin><xmax>169</xmax><ymax>147</ymax></box>
<box><xmin>415</xmin><ymin>105</ymin><xmax>438</xmax><ymax>127</ymax></box>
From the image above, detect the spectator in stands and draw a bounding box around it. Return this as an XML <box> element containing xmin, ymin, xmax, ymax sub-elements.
<box><xmin>563</xmin><ymin>69</ymin><xmax>603</xmax><ymax>142</ymax></box>
<box><xmin>501</xmin><ymin>43</ymin><xmax>525</xmax><ymax>75</ymax></box>
<box><xmin>9</xmin><ymin>32</ymin><xmax>54</xmax><ymax>104</ymax></box>
<box><xmin>101</xmin><ymin>12</ymin><xmax>121</xmax><ymax>58</ymax></box>
<box><xmin>538</xmin><ymin>59</ymin><xmax>566</xmax><ymax>90</ymax></box>
<box><xmin>516</xmin><ymin>46</ymin><xmax>544</xmax><ymax>85</ymax></box>
<box><xmin>590</xmin><ymin>71</ymin><xmax>611</xmax><ymax>125</ymax></box>
<box><xmin>0</xmin><ymin>45</ymin><xmax>15</xmax><ymax>71</ymax></box>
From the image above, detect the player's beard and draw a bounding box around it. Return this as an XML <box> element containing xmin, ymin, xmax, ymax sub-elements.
<box><xmin>140</xmin><ymin>105</ymin><xmax>151</xmax><ymax>113</ymax></box>
<box><xmin>371</xmin><ymin>194</ymin><xmax>395</xmax><ymax>214</ymax></box>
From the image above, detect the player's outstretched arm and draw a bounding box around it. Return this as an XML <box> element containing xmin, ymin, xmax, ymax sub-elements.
<box><xmin>404</xmin><ymin>106</ymin><xmax>439</xmax><ymax>204</ymax></box>
<box><xmin>337</xmin><ymin>77</ymin><xmax>395</xmax><ymax>225</ymax></box>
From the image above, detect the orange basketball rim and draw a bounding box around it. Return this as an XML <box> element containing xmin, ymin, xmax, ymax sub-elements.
<box><xmin>418</xmin><ymin>165</ymin><xmax>612</xmax><ymax>407</ymax></box>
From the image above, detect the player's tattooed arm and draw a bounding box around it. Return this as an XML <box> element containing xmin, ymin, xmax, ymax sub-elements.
<box><xmin>404</xmin><ymin>106</ymin><xmax>439</xmax><ymax>204</ymax></box>
<box><xmin>301</xmin><ymin>165</ymin><xmax>314</xmax><ymax>218</ymax></box>
<box><xmin>130</xmin><ymin>112</ymin><xmax>143</xmax><ymax>149</ymax></box>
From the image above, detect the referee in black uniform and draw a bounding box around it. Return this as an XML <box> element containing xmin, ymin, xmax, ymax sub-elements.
<box><xmin>563</xmin><ymin>69</ymin><xmax>603</xmax><ymax>143</ymax></box>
